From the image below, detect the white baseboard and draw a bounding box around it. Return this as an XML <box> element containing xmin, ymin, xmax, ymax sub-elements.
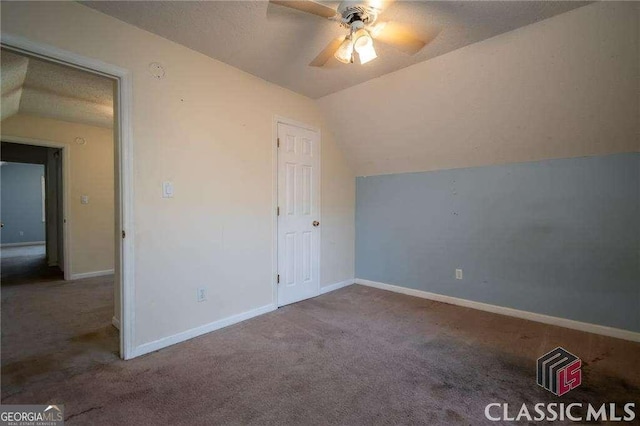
<box><xmin>320</xmin><ymin>279</ymin><xmax>354</xmax><ymax>295</ymax></box>
<box><xmin>355</xmin><ymin>278</ymin><xmax>640</xmax><ymax>343</ymax></box>
<box><xmin>1</xmin><ymin>241</ymin><xmax>45</xmax><ymax>247</ymax></box>
<box><xmin>132</xmin><ymin>303</ymin><xmax>277</xmax><ymax>358</ymax></box>
<box><xmin>130</xmin><ymin>281</ymin><xmax>354</xmax><ymax>359</ymax></box>
<box><xmin>112</xmin><ymin>316</ymin><xmax>120</xmax><ymax>330</ymax></box>
<box><xmin>70</xmin><ymin>269</ymin><xmax>114</xmax><ymax>280</ymax></box>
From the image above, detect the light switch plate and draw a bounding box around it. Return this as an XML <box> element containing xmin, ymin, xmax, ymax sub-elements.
<box><xmin>197</xmin><ymin>287</ymin><xmax>206</xmax><ymax>302</ymax></box>
<box><xmin>455</xmin><ymin>269</ymin><xmax>463</xmax><ymax>280</ymax></box>
<box><xmin>162</xmin><ymin>182</ymin><xmax>174</xmax><ymax>198</ymax></box>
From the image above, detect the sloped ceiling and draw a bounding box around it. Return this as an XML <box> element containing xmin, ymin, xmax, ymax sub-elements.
<box><xmin>83</xmin><ymin>1</ymin><xmax>588</xmax><ymax>99</ymax></box>
<box><xmin>317</xmin><ymin>2</ymin><xmax>639</xmax><ymax>176</ymax></box>
<box><xmin>0</xmin><ymin>50</ymin><xmax>28</xmax><ymax>121</ymax></box>
<box><xmin>0</xmin><ymin>50</ymin><xmax>114</xmax><ymax>128</ymax></box>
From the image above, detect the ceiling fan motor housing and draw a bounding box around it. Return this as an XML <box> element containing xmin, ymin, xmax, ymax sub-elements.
<box><xmin>337</xmin><ymin>1</ymin><xmax>379</xmax><ymax>28</ymax></box>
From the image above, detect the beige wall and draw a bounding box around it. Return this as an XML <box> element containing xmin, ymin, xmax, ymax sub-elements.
<box><xmin>0</xmin><ymin>1</ymin><xmax>355</xmax><ymax>348</ymax></box>
<box><xmin>1</xmin><ymin>114</ymin><xmax>115</xmax><ymax>276</ymax></box>
<box><xmin>318</xmin><ymin>2</ymin><xmax>640</xmax><ymax>176</ymax></box>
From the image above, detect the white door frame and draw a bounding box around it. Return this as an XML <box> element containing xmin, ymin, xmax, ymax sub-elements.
<box><xmin>1</xmin><ymin>33</ymin><xmax>136</xmax><ymax>360</ymax></box>
<box><xmin>0</xmin><ymin>136</ymin><xmax>71</xmax><ymax>280</ymax></box>
<box><xmin>272</xmin><ymin>116</ymin><xmax>321</xmax><ymax>307</ymax></box>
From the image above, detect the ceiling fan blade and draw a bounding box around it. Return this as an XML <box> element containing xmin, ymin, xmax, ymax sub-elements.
<box><xmin>370</xmin><ymin>21</ymin><xmax>430</xmax><ymax>55</ymax></box>
<box><xmin>309</xmin><ymin>36</ymin><xmax>346</xmax><ymax>67</ymax></box>
<box><xmin>269</xmin><ymin>0</ymin><xmax>338</xmax><ymax>19</ymax></box>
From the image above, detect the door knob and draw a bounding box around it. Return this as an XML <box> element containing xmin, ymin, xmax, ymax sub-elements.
<box><xmin>313</xmin><ymin>221</ymin><xmax>320</xmax><ymax>227</ymax></box>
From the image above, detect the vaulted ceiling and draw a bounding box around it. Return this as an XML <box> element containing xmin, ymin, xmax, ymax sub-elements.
<box><xmin>83</xmin><ymin>1</ymin><xmax>588</xmax><ymax>99</ymax></box>
<box><xmin>318</xmin><ymin>2</ymin><xmax>638</xmax><ymax>176</ymax></box>
<box><xmin>0</xmin><ymin>49</ymin><xmax>114</xmax><ymax>128</ymax></box>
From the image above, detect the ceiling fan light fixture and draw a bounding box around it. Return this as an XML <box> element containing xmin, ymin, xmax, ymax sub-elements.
<box><xmin>334</xmin><ymin>37</ymin><xmax>354</xmax><ymax>64</ymax></box>
<box><xmin>273</xmin><ymin>0</ymin><xmax>431</xmax><ymax>68</ymax></box>
<box><xmin>353</xmin><ymin>28</ymin><xmax>377</xmax><ymax>64</ymax></box>
<box><xmin>353</xmin><ymin>28</ymin><xmax>372</xmax><ymax>51</ymax></box>
<box><xmin>357</xmin><ymin>43</ymin><xmax>377</xmax><ymax>64</ymax></box>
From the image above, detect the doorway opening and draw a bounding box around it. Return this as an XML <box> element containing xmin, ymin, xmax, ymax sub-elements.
<box><xmin>1</xmin><ymin>143</ymin><xmax>64</xmax><ymax>284</ymax></box>
<box><xmin>0</xmin><ymin>46</ymin><xmax>123</xmax><ymax>396</ymax></box>
<box><xmin>1</xmin><ymin>33</ymin><xmax>134</xmax><ymax>360</ymax></box>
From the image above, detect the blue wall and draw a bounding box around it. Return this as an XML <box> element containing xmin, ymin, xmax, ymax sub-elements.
<box><xmin>356</xmin><ymin>153</ymin><xmax>640</xmax><ymax>332</ymax></box>
<box><xmin>1</xmin><ymin>162</ymin><xmax>46</xmax><ymax>244</ymax></box>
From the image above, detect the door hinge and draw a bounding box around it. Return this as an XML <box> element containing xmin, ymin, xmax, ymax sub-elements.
<box><xmin>122</xmin><ymin>230</ymin><xmax>126</xmax><ymax>239</ymax></box>
<box><xmin>277</xmin><ymin>137</ymin><xmax>280</xmax><ymax>148</ymax></box>
<box><xmin>277</xmin><ymin>274</ymin><xmax>280</xmax><ymax>284</ymax></box>
<box><xmin>277</xmin><ymin>206</ymin><xmax>280</xmax><ymax>216</ymax></box>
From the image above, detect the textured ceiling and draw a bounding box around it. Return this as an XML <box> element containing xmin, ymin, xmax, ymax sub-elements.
<box><xmin>83</xmin><ymin>1</ymin><xmax>588</xmax><ymax>98</ymax></box>
<box><xmin>0</xmin><ymin>49</ymin><xmax>114</xmax><ymax>128</ymax></box>
<box><xmin>0</xmin><ymin>50</ymin><xmax>28</xmax><ymax>120</ymax></box>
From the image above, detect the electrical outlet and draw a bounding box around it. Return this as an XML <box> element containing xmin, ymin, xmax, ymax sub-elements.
<box><xmin>455</xmin><ymin>269</ymin><xmax>463</xmax><ymax>280</ymax></box>
<box><xmin>197</xmin><ymin>288</ymin><xmax>206</xmax><ymax>302</ymax></box>
<box><xmin>19</xmin><ymin>231</ymin><xmax>24</xmax><ymax>236</ymax></box>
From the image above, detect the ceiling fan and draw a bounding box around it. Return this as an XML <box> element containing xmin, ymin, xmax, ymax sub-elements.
<box><xmin>269</xmin><ymin>0</ymin><xmax>432</xmax><ymax>67</ymax></box>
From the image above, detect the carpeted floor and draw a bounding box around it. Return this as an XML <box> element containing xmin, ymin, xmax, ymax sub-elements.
<box><xmin>1</xmin><ymin>244</ymin><xmax>63</xmax><ymax>285</ymax></box>
<box><xmin>1</xmin><ymin>245</ymin><xmax>118</xmax><ymax>402</ymax></box>
<box><xmin>2</xmin><ymin>274</ymin><xmax>639</xmax><ymax>424</ymax></box>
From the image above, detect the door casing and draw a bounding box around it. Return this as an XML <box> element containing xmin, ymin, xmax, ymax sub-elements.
<box><xmin>1</xmin><ymin>33</ymin><xmax>135</xmax><ymax>360</ymax></box>
<box><xmin>1</xmin><ymin>137</ymin><xmax>70</xmax><ymax>279</ymax></box>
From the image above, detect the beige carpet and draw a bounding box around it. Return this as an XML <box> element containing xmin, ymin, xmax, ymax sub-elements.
<box><xmin>2</xmin><ymin>277</ymin><xmax>639</xmax><ymax>424</ymax></box>
<box><xmin>1</xmin><ymin>244</ymin><xmax>64</xmax><ymax>286</ymax></box>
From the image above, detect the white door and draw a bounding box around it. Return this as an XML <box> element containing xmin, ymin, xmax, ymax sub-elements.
<box><xmin>277</xmin><ymin>122</ymin><xmax>320</xmax><ymax>306</ymax></box>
